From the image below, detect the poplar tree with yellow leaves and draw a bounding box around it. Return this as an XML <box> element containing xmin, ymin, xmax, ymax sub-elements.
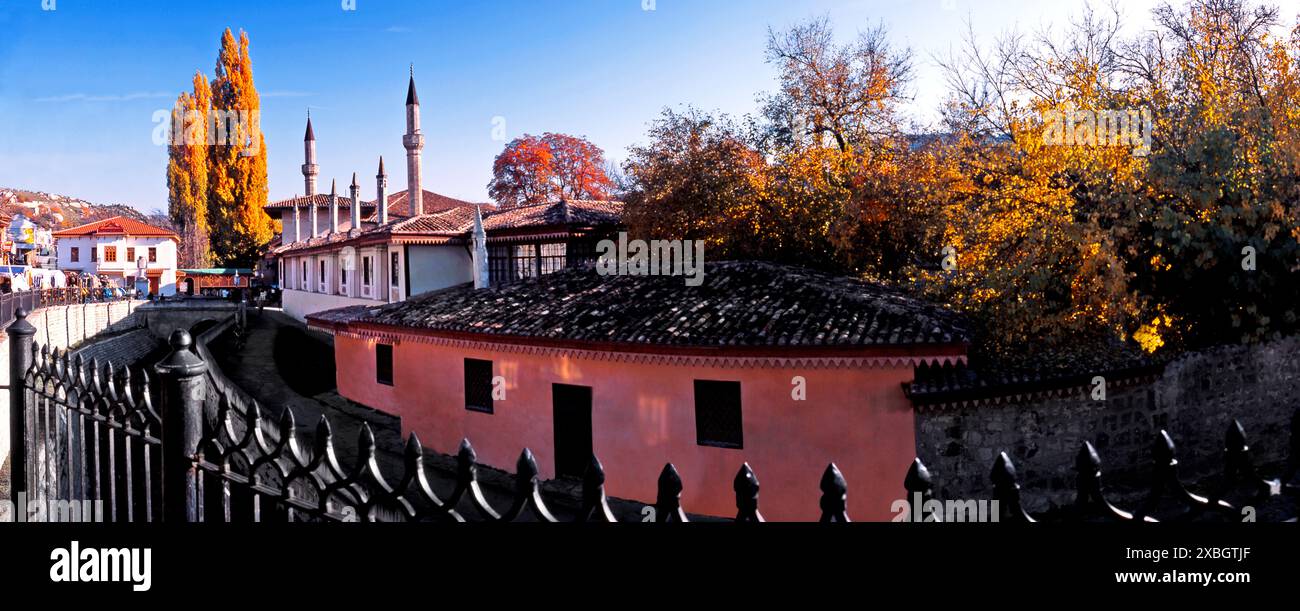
<box><xmin>167</xmin><ymin>28</ymin><xmax>274</xmax><ymax>269</ymax></box>
<box><xmin>166</xmin><ymin>71</ymin><xmax>213</xmax><ymax>268</ymax></box>
<box><xmin>207</xmin><ymin>28</ymin><xmax>274</xmax><ymax>267</ymax></box>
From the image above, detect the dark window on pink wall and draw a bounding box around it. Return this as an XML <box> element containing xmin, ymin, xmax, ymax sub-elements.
<box><xmin>464</xmin><ymin>359</ymin><xmax>494</xmax><ymax>413</ymax></box>
<box><xmin>694</xmin><ymin>380</ymin><xmax>743</xmax><ymax>449</ymax></box>
<box><xmin>376</xmin><ymin>344</ymin><xmax>393</xmax><ymax>386</ymax></box>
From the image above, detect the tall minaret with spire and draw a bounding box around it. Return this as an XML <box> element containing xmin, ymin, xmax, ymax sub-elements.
<box><xmin>403</xmin><ymin>65</ymin><xmax>425</xmax><ymax>217</ymax></box>
<box><xmin>302</xmin><ymin>110</ymin><xmax>319</xmax><ymax>196</ymax></box>
<box><xmin>376</xmin><ymin>156</ymin><xmax>389</xmax><ymax>225</ymax></box>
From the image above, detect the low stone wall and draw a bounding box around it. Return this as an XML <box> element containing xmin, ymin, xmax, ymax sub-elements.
<box><xmin>72</xmin><ymin>328</ymin><xmax>164</xmax><ymax>373</ymax></box>
<box><xmin>915</xmin><ymin>336</ymin><xmax>1300</xmax><ymax>512</ymax></box>
<box><xmin>0</xmin><ymin>300</ymin><xmax>145</xmax><ymax>468</ymax></box>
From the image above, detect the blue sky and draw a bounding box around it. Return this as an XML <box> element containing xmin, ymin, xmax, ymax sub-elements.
<box><xmin>0</xmin><ymin>0</ymin><xmax>1165</xmax><ymax>212</ymax></box>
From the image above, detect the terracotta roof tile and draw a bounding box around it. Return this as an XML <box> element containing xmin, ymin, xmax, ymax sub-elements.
<box><xmin>311</xmin><ymin>261</ymin><xmax>969</xmax><ymax>350</ymax></box>
<box><xmin>52</xmin><ymin>216</ymin><xmax>178</xmax><ymax>239</ymax></box>
<box><xmin>482</xmin><ymin>200</ymin><xmax>623</xmax><ymax>231</ymax></box>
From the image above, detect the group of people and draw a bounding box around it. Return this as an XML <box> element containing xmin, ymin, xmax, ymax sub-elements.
<box><xmin>0</xmin><ymin>270</ymin><xmax>123</xmax><ymax>298</ymax></box>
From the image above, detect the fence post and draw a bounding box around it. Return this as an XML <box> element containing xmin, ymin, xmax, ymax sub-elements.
<box><xmin>6</xmin><ymin>308</ymin><xmax>36</xmax><ymax>509</ymax></box>
<box><xmin>154</xmin><ymin>329</ymin><xmax>207</xmax><ymax>522</ymax></box>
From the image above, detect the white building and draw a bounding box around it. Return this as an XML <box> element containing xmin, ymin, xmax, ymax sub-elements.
<box><xmin>265</xmin><ymin>72</ymin><xmax>623</xmax><ymax>322</ymax></box>
<box><xmin>53</xmin><ymin>216</ymin><xmax>180</xmax><ymax>295</ymax></box>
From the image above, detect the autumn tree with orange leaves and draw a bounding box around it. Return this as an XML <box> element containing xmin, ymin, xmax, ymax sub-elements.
<box><xmin>166</xmin><ymin>71</ymin><xmax>213</xmax><ymax>268</ymax></box>
<box><xmin>488</xmin><ymin>133</ymin><xmax>614</xmax><ymax>208</ymax></box>
<box><xmin>166</xmin><ymin>28</ymin><xmax>274</xmax><ymax>268</ymax></box>
<box><xmin>624</xmin><ymin>17</ymin><xmax>943</xmax><ymax>277</ymax></box>
<box><xmin>923</xmin><ymin>0</ymin><xmax>1300</xmax><ymax>356</ymax></box>
<box><xmin>625</xmin><ymin>0</ymin><xmax>1300</xmax><ymax>360</ymax></box>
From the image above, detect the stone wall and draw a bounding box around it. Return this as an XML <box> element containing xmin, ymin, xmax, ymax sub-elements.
<box><xmin>0</xmin><ymin>300</ymin><xmax>144</xmax><ymax>468</ymax></box>
<box><xmin>72</xmin><ymin>328</ymin><xmax>164</xmax><ymax>373</ymax></box>
<box><xmin>915</xmin><ymin>336</ymin><xmax>1300</xmax><ymax>513</ymax></box>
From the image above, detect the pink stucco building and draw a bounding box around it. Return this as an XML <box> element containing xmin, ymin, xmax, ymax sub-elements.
<box><xmin>309</xmin><ymin>261</ymin><xmax>968</xmax><ymax>521</ymax></box>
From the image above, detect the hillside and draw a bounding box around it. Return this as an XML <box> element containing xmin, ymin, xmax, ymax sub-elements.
<box><xmin>0</xmin><ymin>187</ymin><xmax>173</xmax><ymax>231</ymax></box>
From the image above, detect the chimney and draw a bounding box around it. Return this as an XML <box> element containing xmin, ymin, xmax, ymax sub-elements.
<box><xmin>302</xmin><ymin>111</ymin><xmax>318</xmax><ymax>196</ymax></box>
<box><xmin>472</xmin><ymin>205</ymin><xmax>489</xmax><ymax>289</ymax></box>
<box><xmin>310</xmin><ymin>194</ymin><xmax>319</xmax><ymax>238</ymax></box>
<box><xmin>329</xmin><ymin>179</ymin><xmax>339</xmax><ymax>234</ymax></box>
<box><xmin>293</xmin><ymin>201</ymin><xmax>302</xmax><ymax>243</ymax></box>
<box><xmin>377</xmin><ymin>156</ymin><xmax>389</xmax><ymax>225</ymax></box>
<box><xmin>403</xmin><ymin>65</ymin><xmax>425</xmax><ymax>217</ymax></box>
<box><xmin>349</xmin><ymin>172</ymin><xmax>362</xmax><ymax>232</ymax></box>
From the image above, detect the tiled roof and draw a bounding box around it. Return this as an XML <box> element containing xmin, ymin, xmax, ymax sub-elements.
<box><xmin>264</xmin><ymin>193</ymin><xmax>364</xmax><ymax>211</ymax></box>
<box><xmin>482</xmin><ymin>200</ymin><xmax>623</xmax><ymax>231</ymax></box>
<box><xmin>386</xmin><ymin>205</ymin><xmax>481</xmax><ymax>234</ymax></box>
<box><xmin>309</xmin><ymin>261</ymin><xmax>969</xmax><ymax>350</ymax></box>
<box><xmin>52</xmin><ymin>216</ymin><xmax>177</xmax><ymax>239</ymax></box>
<box><xmin>273</xmin><ymin>226</ymin><xmax>375</xmax><ymax>255</ymax></box>
<box><xmin>370</xmin><ymin>190</ymin><xmax>481</xmax><ymax>221</ymax></box>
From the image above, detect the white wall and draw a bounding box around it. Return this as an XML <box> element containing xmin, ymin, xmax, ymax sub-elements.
<box><xmin>407</xmin><ymin>245</ymin><xmax>471</xmax><ymax>296</ymax></box>
<box><xmin>282</xmin><ymin>288</ymin><xmax>385</xmax><ymax>322</ymax></box>
<box><xmin>54</xmin><ymin>236</ymin><xmax>179</xmax><ymax>295</ymax></box>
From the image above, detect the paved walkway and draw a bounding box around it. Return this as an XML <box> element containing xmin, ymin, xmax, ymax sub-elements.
<box><xmin>208</xmin><ymin>309</ymin><xmax>619</xmax><ymax>520</ymax></box>
<box><xmin>208</xmin><ymin>309</ymin><xmax>405</xmax><ymax>471</ymax></box>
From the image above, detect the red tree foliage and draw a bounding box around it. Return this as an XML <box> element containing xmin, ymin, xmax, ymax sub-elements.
<box><xmin>488</xmin><ymin>133</ymin><xmax>613</xmax><ymax>207</ymax></box>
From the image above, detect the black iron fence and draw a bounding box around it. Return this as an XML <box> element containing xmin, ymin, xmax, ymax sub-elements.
<box><xmin>6</xmin><ymin>309</ymin><xmax>1299</xmax><ymax>522</ymax></box>
<box><xmin>0</xmin><ymin>287</ymin><xmax>131</xmax><ymax>329</ymax></box>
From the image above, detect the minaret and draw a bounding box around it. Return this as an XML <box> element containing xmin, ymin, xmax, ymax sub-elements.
<box><xmin>302</xmin><ymin>111</ymin><xmax>319</xmax><ymax>196</ymax></box>
<box><xmin>349</xmin><ymin>172</ymin><xmax>362</xmax><ymax>232</ymax></box>
<box><xmin>293</xmin><ymin>201</ymin><xmax>302</xmax><ymax>243</ymax></box>
<box><xmin>403</xmin><ymin>65</ymin><xmax>425</xmax><ymax>217</ymax></box>
<box><xmin>329</xmin><ymin>179</ymin><xmax>339</xmax><ymax>234</ymax></box>
<box><xmin>377</xmin><ymin>156</ymin><xmax>389</xmax><ymax>225</ymax></box>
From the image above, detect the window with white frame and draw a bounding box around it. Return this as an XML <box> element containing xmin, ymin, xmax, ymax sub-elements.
<box><xmin>361</xmin><ymin>255</ymin><xmax>373</xmax><ymax>297</ymax></box>
<box><xmin>339</xmin><ymin>258</ymin><xmax>348</xmax><ymax>296</ymax></box>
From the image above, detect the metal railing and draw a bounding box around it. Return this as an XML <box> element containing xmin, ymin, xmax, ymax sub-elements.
<box><xmin>6</xmin><ymin>310</ymin><xmax>1299</xmax><ymax>522</ymax></box>
<box><xmin>0</xmin><ymin>287</ymin><xmax>131</xmax><ymax>329</ymax></box>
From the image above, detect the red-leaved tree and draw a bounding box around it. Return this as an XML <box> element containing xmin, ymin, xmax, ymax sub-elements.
<box><xmin>488</xmin><ymin>133</ymin><xmax>614</xmax><ymax>207</ymax></box>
